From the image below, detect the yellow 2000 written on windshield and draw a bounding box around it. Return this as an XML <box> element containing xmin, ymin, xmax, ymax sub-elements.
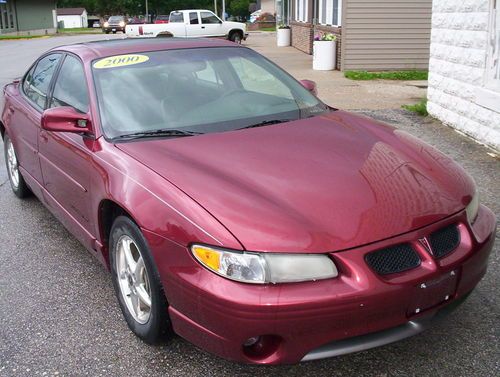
<box><xmin>93</xmin><ymin>54</ymin><xmax>149</xmax><ymax>69</ymax></box>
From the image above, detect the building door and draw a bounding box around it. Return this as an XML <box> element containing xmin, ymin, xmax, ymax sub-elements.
<box><xmin>0</xmin><ymin>0</ymin><xmax>18</xmax><ymax>33</ymax></box>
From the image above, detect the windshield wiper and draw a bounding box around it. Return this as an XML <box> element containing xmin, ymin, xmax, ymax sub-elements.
<box><xmin>238</xmin><ymin>119</ymin><xmax>292</xmax><ymax>130</ymax></box>
<box><xmin>113</xmin><ymin>128</ymin><xmax>203</xmax><ymax>141</ymax></box>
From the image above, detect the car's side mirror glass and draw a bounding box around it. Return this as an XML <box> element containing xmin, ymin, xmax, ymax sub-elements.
<box><xmin>41</xmin><ymin>106</ymin><xmax>93</xmax><ymax>135</ymax></box>
<box><xmin>299</xmin><ymin>80</ymin><xmax>318</xmax><ymax>96</ymax></box>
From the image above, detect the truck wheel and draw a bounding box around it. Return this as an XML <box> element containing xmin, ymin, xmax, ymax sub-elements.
<box><xmin>229</xmin><ymin>31</ymin><xmax>242</xmax><ymax>44</ymax></box>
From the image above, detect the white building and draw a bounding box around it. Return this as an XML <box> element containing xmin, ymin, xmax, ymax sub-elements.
<box><xmin>56</xmin><ymin>7</ymin><xmax>87</xmax><ymax>29</ymax></box>
<box><xmin>427</xmin><ymin>0</ymin><xmax>500</xmax><ymax>151</ymax></box>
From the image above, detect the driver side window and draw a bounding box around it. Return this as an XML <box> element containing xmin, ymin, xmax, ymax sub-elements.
<box><xmin>50</xmin><ymin>55</ymin><xmax>89</xmax><ymax>113</ymax></box>
<box><xmin>200</xmin><ymin>11</ymin><xmax>220</xmax><ymax>24</ymax></box>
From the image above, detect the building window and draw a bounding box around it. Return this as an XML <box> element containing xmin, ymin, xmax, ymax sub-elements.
<box><xmin>295</xmin><ymin>0</ymin><xmax>308</xmax><ymax>23</ymax></box>
<box><xmin>486</xmin><ymin>0</ymin><xmax>499</xmax><ymax>92</ymax></box>
<box><xmin>319</xmin><ymin>0</ymin><xmax>342</xmax><ymax>26</ymax></box>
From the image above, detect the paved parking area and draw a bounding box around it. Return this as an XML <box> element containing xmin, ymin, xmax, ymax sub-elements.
<box><xmin>0</xmin><ymin>34</ymin><xmax>498</xmax><ymax>377</ymax></box>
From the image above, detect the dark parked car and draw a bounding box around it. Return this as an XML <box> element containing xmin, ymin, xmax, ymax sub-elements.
<box><xmin>103</xmin><ymin>15</ymin><xmax>126</xmax><ymax>33</ymax></box>
<box><xmin>0</xmin><ymin>38</ymin><xmax>496</xmax><ymax>365</ymax></box>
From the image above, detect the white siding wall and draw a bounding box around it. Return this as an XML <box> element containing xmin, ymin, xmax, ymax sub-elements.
<box><xmin>57</xmin><ymin>14</ymin><xmax>84</xmax><ymax>28</ymax></box>
<box><xmin>428</xmin><ymin>0</ymin><xmax>500</xmax><ymax>151</ymax></box>
<box><xmin>342</xmin><ymin>0</ymin><xmax>432</xmax><ymax>71</ymax></box>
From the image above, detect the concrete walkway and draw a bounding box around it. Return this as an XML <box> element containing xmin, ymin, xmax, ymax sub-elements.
<box><xmin>246</xmin><ymin>32</ymin><xmax>427</xmax><ymax>110</ymax></box>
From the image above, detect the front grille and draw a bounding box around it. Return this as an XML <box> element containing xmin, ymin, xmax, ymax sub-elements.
<box><xmin>365</xmin><ymin>243</ymin><xmax>421</xmax><ymax>275</ymax></box>
<box><xmin>429</xmin><ymin>224</ymin><xmax>460</xmax><ymax>258</ymax></box>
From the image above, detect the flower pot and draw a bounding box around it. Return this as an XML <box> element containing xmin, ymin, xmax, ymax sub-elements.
<box><xmin>313</xmin><ymin>40</ymin><xmax>337</xmax><ymax>71</ymax></box>
<box><xmin>277</xmin><ymin>28</ymin><xmax>291</xmax><ymax>47</ymax></box>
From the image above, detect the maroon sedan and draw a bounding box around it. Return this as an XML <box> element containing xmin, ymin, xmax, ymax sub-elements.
<box><xmin>1</xmin><ymin>39</ymin><xmax>496</xmax><ymax>364</ymax></box>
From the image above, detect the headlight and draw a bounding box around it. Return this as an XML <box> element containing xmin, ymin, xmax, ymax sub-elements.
<box><xmin>119</xmin><ymin>21</ymin><xmax>125</xmax><ymax>27</ymax></box>
<box><xmin>104</xmin><ymin>22</ymin><xmax>109</xmax><ymax>27</ymax></box>
<box><xmin>191</xmin><ymin>244</ymin><xmax>338</xmax><ymax>284</ymax></box>
<box><xmin>466</xmin><ymin>192</ymin><xmax>479</xmax><ymax>225</ymax></box>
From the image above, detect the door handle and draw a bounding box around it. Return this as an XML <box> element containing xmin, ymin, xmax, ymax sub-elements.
<box><xmin>201</xmin><ymin>26</ymin><xmax>205</xmax><ymax>29</ymax></box>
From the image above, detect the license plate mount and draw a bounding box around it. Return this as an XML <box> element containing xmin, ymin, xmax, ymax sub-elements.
<box><xmin>408</xmin><ymin>270</ymin><xmax>459</xmax><ymax>316</ymax></box>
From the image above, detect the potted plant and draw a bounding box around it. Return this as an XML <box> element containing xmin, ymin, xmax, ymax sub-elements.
<box><xmin>277</xmin><ymin>24</ymin><xmax>291</xmax><ymax>47</ymax></box>
<box><xmin>313</xmin><ymin>32</ymin><xmax>337</xmax><ymax>71</ymax></box>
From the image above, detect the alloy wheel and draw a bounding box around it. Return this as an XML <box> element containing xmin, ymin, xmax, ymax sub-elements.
<box><xmin>6</xmin><ymin>138</ymin><xmax>20</xmax><ymax>189</ymax></box>
<box><xmin>115</xmin><ymin>235</ymin><xmax>152</xmax><ymax>324</ymax></box>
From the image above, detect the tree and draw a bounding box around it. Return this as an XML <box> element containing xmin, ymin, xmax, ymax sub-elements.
<box><xmin>228</xmin><ymin>0</ymin><xmax>250</xmax><ymax>17</ymax></box>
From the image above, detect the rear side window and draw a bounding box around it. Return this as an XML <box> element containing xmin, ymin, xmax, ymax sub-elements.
<box><xmin>169</xmin><ymin>12</ymin><xmax>183</xmax><ymax>23</ymax></box>
<box><xmin>200</xmin><ymin>12</ymin><xmax>220</xmax><ymax>24</ymax></box>
<box><xmin>189</xmin><ymin>12</ymin><xmax>199</xmax><ymax>25</ymax></box>
<box><xmin>50</xmin><ymin>55</ymin><xmax>89</xmax><ymax>113</ymax></box>
<box><xmin>23</xmin><ymin>53</ymin><xmax>61</xmax><ymax>109</ymax></box>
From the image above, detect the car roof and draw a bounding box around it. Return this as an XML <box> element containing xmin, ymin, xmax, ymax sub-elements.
<box><xmin>171</xmin><ymin>9</ymin><xmax>213</xmax><ymax>13</ymax></box>
<box><xmin>50</xmin><ymin>38</ymin><xmax>240</xmax><ymax>62</ymax></box>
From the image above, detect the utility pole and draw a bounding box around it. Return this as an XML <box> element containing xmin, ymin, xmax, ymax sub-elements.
<box><xmin>145</xmin><ymin>0</ymin><xmax>149</xmax><ymax>23</ymax></box>
<box><xmin>214</xmin><ymin>0</ymin><xmax>217</xmax><ymax>15</ymax></box>
<box><xmin>221</xmin><ymin>0</ymin><xmax>225</xmax><ymax>20</ymax></box>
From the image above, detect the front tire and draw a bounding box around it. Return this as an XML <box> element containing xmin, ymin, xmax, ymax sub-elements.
<box><xmin>110</xmin><ymin>216</ymin><xmax>170</xmax><ymax>344</ymax></box>
<box><xmin>4</xmin><ymin>134</ymin><xmax>30</xmax><ymax>198</ymax></box>
<box><xmin>229</xmin><ymin>31</ymin><xmax>242</xmax><ymax>44</ymax></box>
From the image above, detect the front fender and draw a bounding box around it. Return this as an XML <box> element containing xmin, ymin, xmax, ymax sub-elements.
<box><xmin>89</xmin><ymin>138</ymin><xmax>243</xmax><ymax>262</ymax></box>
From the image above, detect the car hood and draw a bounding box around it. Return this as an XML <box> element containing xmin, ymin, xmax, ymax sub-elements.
<box><xmin>116</xmin><ymin>111</ymin><xmax>474</xmax><ymax>253</ymax></box>
<box><xmin>224</xmin><ymin>21</ymin><xmax>246</xmax><ymax>29</ymax></box>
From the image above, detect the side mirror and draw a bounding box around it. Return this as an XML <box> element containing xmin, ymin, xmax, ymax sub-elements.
<box><xmin>300</xmin><ymin>80</ymin><xmax>318</xmax><ymax>96</ymax></box>
<box><xmin>41</xmin><ymin>107</ymin><xmax>92</xmax><ymax>134</ymax></box>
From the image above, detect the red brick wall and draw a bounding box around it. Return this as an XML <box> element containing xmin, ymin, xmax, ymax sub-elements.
<box><xmin>290</xmin><ymin>22</ymin><xmax>314</xmax><ymax>55</ymax></box>
<box><xmin>314</xmin><ymin>25</ymin><xmax>342</xmax><ymax>70</ymax></box>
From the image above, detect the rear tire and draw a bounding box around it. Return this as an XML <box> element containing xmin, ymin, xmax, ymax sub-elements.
<box><xmin>109</xmin><ymin>216</ymin><xmax>171</xmax><ymax>344</ymax></box>
<box><xmin>4</xmin><ymin>134</ymin><xmax>30</xmax><ymax>198</ymax></box>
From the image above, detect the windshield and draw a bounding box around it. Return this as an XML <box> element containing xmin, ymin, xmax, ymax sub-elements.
<box><xmin>91</xmin><ymin>47</ymin><xmax>329</xmax><ymax>139</ymax></box>
<box><xmin>108</xmin><ymin>16</ymin><xmax>124</xmax><ymax>23</ymax></box>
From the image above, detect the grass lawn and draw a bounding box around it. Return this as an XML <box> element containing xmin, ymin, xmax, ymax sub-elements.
<box><xmin>344</xmin><ymin>70</ymin><xmax>428</xmax><ymax>81</ymax></box>
<box><xmin>259</xmin><ymin>26</ymin><xmax>277</xmax><ymax>32</ymax></box>
<box><xmin>402</xmin><ymin>99</ymin><xmax>428</xmax><ymax>116</ymax></box>
<box><xmin>57</xmin><ymin>28</ymin><xmax>103</xmax><ymax>34</ymax></box>
<box><xmin>0</xmin><ymin>34</ymin><xmax>49</xmax><ymax>40</ymax></box>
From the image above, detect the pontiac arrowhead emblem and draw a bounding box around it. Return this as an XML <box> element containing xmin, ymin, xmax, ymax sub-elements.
<box><xmin>418</xmin><ymin>237</ymin><xmax>433</xmax><ymax>255</ymax></box>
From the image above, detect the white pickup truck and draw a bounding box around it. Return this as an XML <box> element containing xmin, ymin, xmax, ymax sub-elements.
<box><xmin>126</xmin><ymin>9</ymin><xmax>248</xmax><ymax>43</ymax></box>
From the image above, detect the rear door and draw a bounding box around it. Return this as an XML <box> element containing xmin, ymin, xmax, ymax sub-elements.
<box><xmin>38</xmin><ymin>54</ymin><xmax>93</xmax><ymax>238</ymax></box>
<box><xmin>185</xmin><ymin>11</ymin><xmax>202</xmax><ymax>37</ymax></box>
<box><xmin>199</xmin><ymin>11</ymin><xmax>225</xmax><ymax>37</ymax></box>
<box><xmin>11</xmin><ymin>53</ymin><xmax>62</xmax><ymax>188</ymax></box>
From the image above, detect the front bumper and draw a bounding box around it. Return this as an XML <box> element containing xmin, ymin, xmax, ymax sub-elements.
<box><xmin>144</xmin><ymin>205</ymin><xmax>496</xmax><ymax>364</ymax></box>
<box><xmin>103</xmin><ymin>26</ymin><xmax>125</xmax><ymax>32</ymax></box>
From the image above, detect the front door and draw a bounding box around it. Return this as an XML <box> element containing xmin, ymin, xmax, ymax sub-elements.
<box><xmin>38</xmin><ymin>54</ymin><xmax>94</xmax><ymax>243</ymax></box>
<box><xmin>199</xmin><ymin>11</ymin><xmax>224</xmax><ymax>37</ymax></box>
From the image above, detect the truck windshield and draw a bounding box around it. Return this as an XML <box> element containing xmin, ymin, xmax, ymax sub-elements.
<box><xmin>91</xmin><ymin>47</ymin><xmax>328</xmax><ymax>140</ymax></box>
